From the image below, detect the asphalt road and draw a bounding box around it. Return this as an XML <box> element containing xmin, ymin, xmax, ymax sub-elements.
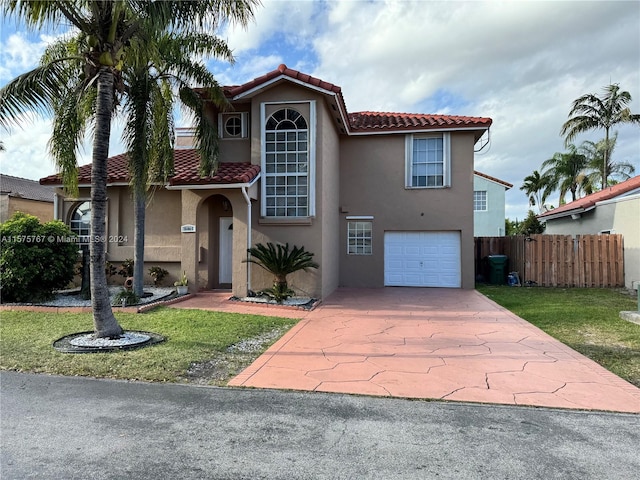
<box><xmin>1</xmin><ymin>371</ymin><xmax>639</xmax><ymax>479</ymax></box>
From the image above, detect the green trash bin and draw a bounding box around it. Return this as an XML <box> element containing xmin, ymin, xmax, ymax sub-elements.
<box><xmin>487</xmin><ymin>255</ymin><xmax>508</xmax><ymax>285</ymax></box>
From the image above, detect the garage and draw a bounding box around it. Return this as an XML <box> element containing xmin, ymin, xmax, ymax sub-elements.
<box><xmin>384</xmin><ymin>231</ymin><xmax>461</xmax><ymax>287</ymax></box>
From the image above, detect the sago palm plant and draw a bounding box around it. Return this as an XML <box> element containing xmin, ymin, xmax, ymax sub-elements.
<box><xmin>245</xmin><ymin>243</ymin><xmax>319</xmax><ymax>302</ymax></box>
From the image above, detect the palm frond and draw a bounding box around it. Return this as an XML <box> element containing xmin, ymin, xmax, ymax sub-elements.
<box><xmin>0</xmin><ymin>58</ymin><xmax>83</xmax><ymax>129</ymax></box>
<box><xmin>245</xmin><ymin>243</ymin><xmax>319</xmax><ymax>277</ymax></box>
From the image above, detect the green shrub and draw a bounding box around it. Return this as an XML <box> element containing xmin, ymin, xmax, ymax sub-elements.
<box><xmin>117</xmin><ymin>258</ymin><xmax>134</xmax><ymax>278</ymax></box>
<box><xmin>0</xmin><ymin>213</ymin><xmax>79</xmax><ymax>303</ymax></box>
<box><xmin>112</xmin><ymin>288</ymin><xmax>140</xmax><ymax>307</ymax></box>
<box><xmin>245</xmin><ymin>242</ymin><xmax>319</xmax><ymax>303</ymax></box>
<box><xmin>149</xmin><ymin>266</ymin><xmax>169</xmax><ymax>286</ymax></box>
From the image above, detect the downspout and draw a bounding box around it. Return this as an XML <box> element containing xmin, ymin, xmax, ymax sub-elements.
<box><xmin>53</xmin><ymin>193</ymin><xmax>59</xmax><ymax>220</ymax></box>
<box><xmin>241</xmin><ymin>186</ymin><xmax>252</xmax><ymax>295</ymax></box>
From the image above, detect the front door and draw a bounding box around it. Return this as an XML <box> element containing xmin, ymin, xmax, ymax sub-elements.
<box><xmin>219</xmin><ymin>217</ymin><xmax>233</xmax><ymax>284</ymax></box>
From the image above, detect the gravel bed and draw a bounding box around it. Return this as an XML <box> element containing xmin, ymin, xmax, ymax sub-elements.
<box><xmin>12</xmin><ymin>286</ymin><xmax>176</xmax><ymax>307</ymax></box>
<box><xmin>231</xmin><ymin>295</ymin><xmax>317</xmax><ymax>310</ymax></box>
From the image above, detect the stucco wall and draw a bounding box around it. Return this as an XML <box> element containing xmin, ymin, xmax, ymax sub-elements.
<box><xmin>473</xmin><ymin>175</ymin><xmax>506</xmax><ymax>236</ymax></box>
<box><xmin>318</xmin><ymin>93</ymin><xmax>341</xmax><ymax>297</ymax></box>
<box><xmin>0</xmin><ymin>196</ymin><xmax>54</xmax><ymax>223</ymax></box>
<box><xmin>239</xmin><ymin>83</ymin><xmax>341</xmax><ymax>298</ymax></box>
<box><xmin>60</xmin><ymin>187</ymin><xmax>183</xmax><ymax>286</ymax></box>
<box><xmin>613</xmin><ymin>196</ymin><xmax>640</xmax><ymax>290</ymax></box>
<box><xmin>339</xmin><ymin>132</ymin><xmax>477</xmax><ymax>289</ymax></box>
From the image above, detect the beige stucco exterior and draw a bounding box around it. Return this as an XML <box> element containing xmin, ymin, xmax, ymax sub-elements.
<box><xmin>49</xmin><ymin>69</ymin><xmax>489</xmax><ymax>298</ymax></box>
<box><xmin>0</xmin><ymin>196</ymin><xmax>53</xmax><ymax>223</ymax></box>
<box><xmin>339</xmin><ymin>133</ymin><xmax>477</xmax><ymax>289</ymax></box>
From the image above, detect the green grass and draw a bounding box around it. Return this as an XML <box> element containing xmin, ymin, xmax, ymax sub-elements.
<box><xmin>477</xmin><ymin>285</ymin><xmax>640</xmax><ymax>387</ymax></box>
<box><xmin>0</xmin><ymin>307</ymin><xmax>298</xmax><ymax>384</ymax></box>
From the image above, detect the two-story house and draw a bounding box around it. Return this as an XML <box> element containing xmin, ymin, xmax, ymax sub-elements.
<box><xmin>41</xmin><ymin>65</ymin><xmax>492</xmax><ymax>298</ymax></box>
<box><xmin>473</xmin><ymin>171</ymin><xmax>512</xmax><ymax>237</ymax></box>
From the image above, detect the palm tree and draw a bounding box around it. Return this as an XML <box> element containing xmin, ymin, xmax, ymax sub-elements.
<box><xmin>520</xmin><ymin>170</ymin><xmax>553</xmax><ymax>214</ymax></box>
<box><xmin>561</xmin><ymin>84</ymin><xmax>640</xmax><ymax>189</ymax></box>
<box><xmin>123</xmin><ymin>31</ymin><xmax>235</xmax><ymax>297</ymax></box>
<box><xmin>579</xmin><ymin>134</ymin><xmax>635</xmax><ymax>188</ymax></box>
<box><xmin>245</xmin><ymin>243</ymin><xmax>319</xmax><ymax>302</ymax></box>
<box><xmin>541</xmin><ymin>144</ymin><xmax>592</xmax><ymax>205</ymax></box>
<box><xmin>0</xmin><ymin>1</ymin><xmax>257</xmax><ymax>337</ymax></box>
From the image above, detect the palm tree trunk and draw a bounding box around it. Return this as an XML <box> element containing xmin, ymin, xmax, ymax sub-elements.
<box><xmin>91</xmin><ymin>67</ymin><xmax>124</xmax><ymax>338</ymax></box>
<box><xmin>133</xmin><ymin>189</ymin><xmax>145</xmax><ymax>297</ymax></box>
<box><xmin>603</xmin><ymin>128</ymin><xmax>609</xmax><ymax>189</ymax></box>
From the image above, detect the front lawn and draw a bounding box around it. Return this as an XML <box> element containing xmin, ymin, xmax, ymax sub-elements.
<box><xmin>0</xmin><ymin>307</ymin><xmax>298</xmax><ymax>385</ymax></box>
<box><xmin>477</xmin><ymin>285</ymin><xmax>640</xmax><ymax>387</ymax></box>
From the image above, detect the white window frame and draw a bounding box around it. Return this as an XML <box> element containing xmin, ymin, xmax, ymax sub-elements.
<box><xmin>474</xmin><ymin>190</ymin><xmax>488</xmax><ymax>211</ymax></box>
<box><xmin>218</xmin><ymin>112</ymin><xmax>249</xmax><ymax>139</ymax></box>
<box><xmin>260</xmin><ymin>101</ymin><xmax>316</xmax><ymax>218</ymax></box>
<box><xmin>346</xmin><ymin>216</ymin><xmax>373</xmax><ymax>255</ymax></box>
<box><xmin>405</xmin><ymin>132</ymin><xmax>451</xmax><ymax>188</ymax></box>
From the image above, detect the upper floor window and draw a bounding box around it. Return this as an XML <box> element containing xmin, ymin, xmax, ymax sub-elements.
<box><xmin>405</xmin><ymin>133</ymin><xmax>450</xmax><ymax>188</ymax></box>
<box><xmin>219</xmin><ymin>112</ymin><xmax>248</xmax><ymax>139</ymax></box>
<box><xmin>225</xmin><ymin>116</ymin><xmax>242</xmax><ymax>137</ymax></box>
<box><xmin>474</xmin><ymin>191</ymin><xmax>487</xmax><ymax>211</ymax></box>
<box><xmin>263</xmin><ymin>108</ymin><xmax>310</xmax><ymax>217</ymax></box>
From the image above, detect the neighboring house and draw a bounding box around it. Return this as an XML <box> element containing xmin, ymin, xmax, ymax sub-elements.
<box><xmin>538</xmin><ymin>175</ymin><xmax>640</xmax><ymax>290</ymax></box>
<box><xmin>41</xmin><ymin>64</ymin><xmax>492</xmax><ymax>298</ymax></box>
<box><xmin>473</xmin><ymin>171</ymin><xmax>512</xmax><ymax>236</ymax></box>
<box><xmin>0</xmin><ymin>174</ymin><xmax>54</xmax><ymax>223</ymax></box>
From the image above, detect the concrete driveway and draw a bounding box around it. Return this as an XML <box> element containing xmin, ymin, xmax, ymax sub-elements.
<box><xmin>175</xmin><ymin>288</ymin><xmax>640</xmax><ymax>413</ymax></box>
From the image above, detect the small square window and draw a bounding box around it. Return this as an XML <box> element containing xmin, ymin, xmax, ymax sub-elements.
<box><xmin>347</xmin><ymin>221</ymin><xmax>372</xmax><ymax>255</ymax></box>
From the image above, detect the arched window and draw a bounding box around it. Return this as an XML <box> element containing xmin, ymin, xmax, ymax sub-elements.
<box><xmin>70</xmin><ymin>201</ymin><xmax>91</xmax><ymax>250</ymax></box>
<box><xmin>263</xmin><ymin>108</ymin><xmax>309</xmax><ymax>217</ymax></box>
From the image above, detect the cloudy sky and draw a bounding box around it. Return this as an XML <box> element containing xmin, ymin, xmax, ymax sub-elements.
<box><xmin>1</xmin><ymin>0</ymin><xmax>639</xmax><ymax>221</ymax></box>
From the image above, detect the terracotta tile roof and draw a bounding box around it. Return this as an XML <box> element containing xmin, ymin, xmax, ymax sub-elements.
<box><xmin>349</xmin><ymin>111</ymin><xmax>492</xmax><ymax>132</ymax></box>
<box><xmin>169</xmin><ymin>150</ymin><xmax>260</xmax><ymax>186</ymax></box>
<box><xmin>210</xmin><ymin>65</ymin><xmax>491</xmax><ymax>136</ymax></box>
<box><xmin>222</xmin><ymin>64</ymin><xmax>342</xmax><ymax>99</ymax></box>
<box><xmin>538</xmin><ymin>175</ymin><xmax>640</xmax><ymax>218</ymax></box>
<box><xmin>1</xmin><ymin>174</ymin><xmax>54</xmax><ymax>202</ymax></box>
<box><xmin>40</xmin><ymin>150</ymin><xmax>260</xmax><ymax>187</ymax></box>
<box><xmin>474</xmin><ymin>171</ymin><xmax>513</xmax><ymax>189</ymax></box>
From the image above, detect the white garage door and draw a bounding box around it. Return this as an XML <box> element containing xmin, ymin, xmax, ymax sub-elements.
<box><xmin>384</xmin><ymin>231</ymin><xmax>461</xmax><ymax>287</ymax></box>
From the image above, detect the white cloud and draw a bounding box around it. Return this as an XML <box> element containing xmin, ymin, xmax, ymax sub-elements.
<box><xmin>309</xmin><ymin>0</ymin><xmax>640</xmax><ymax>219</ymax></box>
<box><xmin>0</xmin><ymin>113</ymin><xmax>125</xmax><ymax>181</ymax></box>
<box><xmin>2</xmin><ymin>0</ymin><xmax>639</xmax><ymax>221</ymax></box>
<box><xmin>0</xmin><ymin>116</ymin><xmax>57</xmax><ymax>180</ymax></box>
<box><xmin>220</xmin><ymin>0</ymin><xmax>320</xmax><ymax>55</ymax></box>
<box><xmin>0</xmin><ymin>31</ymin><xmax>66</xmax><ymax>82</ymax></box>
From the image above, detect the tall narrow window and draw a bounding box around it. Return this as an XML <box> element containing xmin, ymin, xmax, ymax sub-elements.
<box><xmin>264</xmin><ymin>108</ymin><xmax>309</xmax><ymax>217</ymax></box>
<box><xmin>70</xmin><ymin>201</ymin><xmax>91</xmax><ymax>250</ymax></box>
<box><xmin>474</xmin><ymin>191</ymin><xmax>487</xmax><ymax>211</ymax></box>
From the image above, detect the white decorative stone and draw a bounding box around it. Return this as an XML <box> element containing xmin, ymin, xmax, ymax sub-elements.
<box><xmin>69</xmin><ymin>332</ymin><xmax>151</xmax><ymax>347</ymax></box>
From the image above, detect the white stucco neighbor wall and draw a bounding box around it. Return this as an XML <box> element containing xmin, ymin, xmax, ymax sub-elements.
<box><xmin>473</xmin><ymin>175</ymin><xmax>507</xmax><ymax>236</ymax></box>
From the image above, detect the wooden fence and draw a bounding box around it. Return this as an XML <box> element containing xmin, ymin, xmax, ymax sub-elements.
<box><xmin>474</xmin><ymin>234</ymin><xmax>624</xmax><ymax>288</ymax></box>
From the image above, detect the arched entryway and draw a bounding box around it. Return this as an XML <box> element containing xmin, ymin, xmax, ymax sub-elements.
<box><xmin>204</xmin><ymin>194</ymin><xmax>233</xmax><ymax>289</ymax></box>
